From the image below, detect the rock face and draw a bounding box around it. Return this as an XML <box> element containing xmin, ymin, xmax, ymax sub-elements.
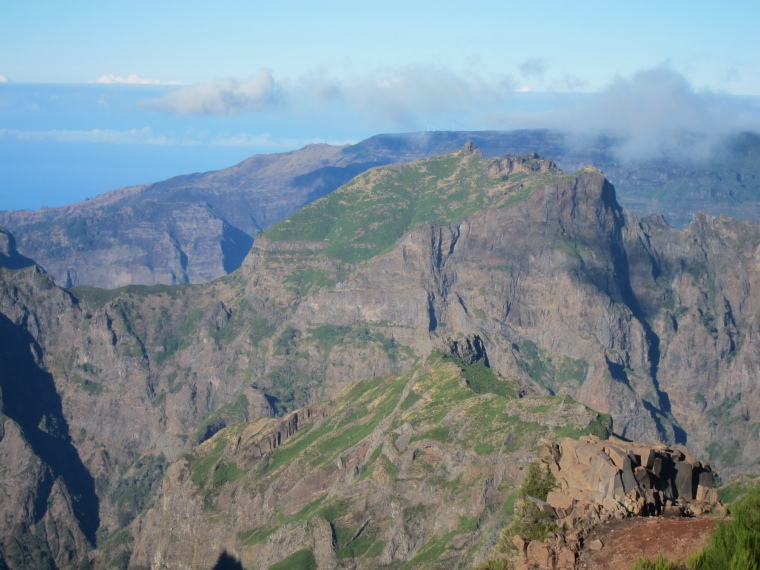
<box><xmin>0</xmin><ymin>227</ymin><xmax>34</xmax><ymax>269</ymax></box>
<box><xmin>1</xmin><ymin>130</ymin><xmax>758</xmax><ymax>288</ymax></box>
<box><xmin>1</xmin><ymin>144</ymin><xmax>760</xmax><ymax>566</ymax></box>
<box><xmin>513</xmin><ymin>436</ymin><xmax>722</xmax><ymax>570</ymax></box>
<box><xmin>121</xmin><ymin>357</ymin><xmax>610</xmax><ymax>570</ymax></box>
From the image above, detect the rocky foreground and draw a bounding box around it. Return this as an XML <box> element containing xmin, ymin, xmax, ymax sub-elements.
<box><xmin>511</xmin><ymin>436</ymin><xmax>723</xmax><ymax>570</ymax></box>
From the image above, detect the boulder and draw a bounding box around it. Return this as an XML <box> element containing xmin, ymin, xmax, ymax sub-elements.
<box><xmin>547</xmin><ymin>491</ymin><xmax>574</xmax><ymax>511</ymax></box>
<box><xmin>527</xmin><ymin>541</ymin><xmax>553</xmax><ymax>569</ymax></box>
<box><xmin>587</xmin><ymin>538</ymin><xmax>604</xmax><ymax>551</ymax></box>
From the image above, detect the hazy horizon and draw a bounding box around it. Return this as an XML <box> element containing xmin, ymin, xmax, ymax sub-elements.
<box><xmin>2</xmin><ymin>0</ymin><xmax>759</xmax><ymax>211</ymax></box>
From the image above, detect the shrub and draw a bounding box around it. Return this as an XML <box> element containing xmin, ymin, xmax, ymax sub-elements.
<box><xmin>688</xmin><ymin>482</ymin><xmax>760</xmax><ymax>569</ymax></box>
<box><xmin>520</xmin><ymin>462</ymin><xmax>557</xmax><ymax>502</ymax></box>
<box><xmin>631</xmin><ymin>553</ymin><xmax>685</xmax><ymax>570</ymax></box>
<box><xmin>493</xmin><ymin>461</ymin><xmax>559</xmax><ymax>553</ymax></box>
<box><xmin>638</xmin><ymin>483</ymin><xmax>760</xmax><ymax>570</ymax></box>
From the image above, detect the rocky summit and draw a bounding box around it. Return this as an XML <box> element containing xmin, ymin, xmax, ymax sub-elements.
<box><xmin>0</xmin><ymin>143</ymin><xmax>759</xmax><ymax>568</ymax></box>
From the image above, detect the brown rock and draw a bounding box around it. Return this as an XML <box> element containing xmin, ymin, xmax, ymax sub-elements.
<box><xmin>527</xmin><ymin>540</ymin><xmax>554</xmax><ymax>569</ymax></box>
<box><xmin>513</xmin><ymin>534</ymin><xmax>528</xmax><ymax>556</ymax></box>
<box><xmin>548</xmin><ymin>491</ymin><xmax>575</xmax><ymax>511</ymax></box>
<box><xmin>587</xmin><ymin>538</ymin><xmax>604</xmax><ymax>551</ymax></box>
<box><xmin>556</xmin><ymin>547</ymin><xmax>577</xmax><ymax>570</ymax></box>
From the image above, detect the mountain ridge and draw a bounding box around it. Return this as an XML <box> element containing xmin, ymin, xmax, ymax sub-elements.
<box><xmin>1</xmin><ymin>130</ymin><xmax>759</xmax><ymax>289</ymax></box>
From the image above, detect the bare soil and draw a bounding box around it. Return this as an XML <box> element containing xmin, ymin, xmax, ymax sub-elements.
<box><xmin>576</xmin><ymin>516</ymin><xmax>724</xmax><ymax>569</ymax></box>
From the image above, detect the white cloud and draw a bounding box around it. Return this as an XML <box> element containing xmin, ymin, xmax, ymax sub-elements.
<box><xmin>0</xmin><ymin>74</ymin><xmax>8</xmax><ymax>83</ymax></box>
<box><xmin>337</xmin><ymin>65</ymin><xmax>517</xmax><ymax>127</ymax></box>
<box><xmin>145</xmin><ymin>70</ymin><xmax>282</xmax><ymax>115</ymax></box>
<box><xmin>145</xmin><ymin>66</ymin><xmax>520</xmax><ymax>127</ymax></box>
<box><xmin>495</xmin><ymin>66</ymin><xmax>760</xmax><ymax>161</ymax></box>
<box><xmin>91</xmin><ymin>74</ymin><xmax>183</xmax><ymax>85</ymax></box>
<box><xmin>0</xmin><ymin>126</ymin><xmax>174</xmax><ymax>145</ymax></box>
<box><xmin>0</xmin><ymin>126</ymin><xmax>335</xmax><ymax>149</ymax></box>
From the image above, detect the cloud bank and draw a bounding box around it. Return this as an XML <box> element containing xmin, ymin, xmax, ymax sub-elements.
<box><xmin>0</xmin><ymin>126</ymin><xmax>329</xmax><ymax>149</ymax></box>
<box><xmin>0</xmin><ymin>74</ymin><xmax>8</xmax><ymax>83</ymax></box>
<box><xmin>146</xmin><ymin>66</ymin><xmax>519</xmax><ymax>124</ymax></box>
<box><xmin>145</xmin><ymin>70</ymin><xmax>282</xmax><ymax>115</ymax></box>
<box><xmin>496</xmin><ymin>66</ymin><xmax>760</xmax><ymax>161</ymax></box>
<box><xmin>91</xmin><ymin>74</ymin><xmax>182</xmax><ymax>85</ymax></box>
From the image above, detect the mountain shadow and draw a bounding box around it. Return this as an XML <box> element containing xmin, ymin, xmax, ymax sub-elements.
<box><xmin>0</xmin><ymin>312</ymin><xmax>100</xmax><ymax>545</ymax></box>
<box><xmin>212</xmin><ymin>551</ymin><xmax>245</xmax><ymax>570</ymax></box>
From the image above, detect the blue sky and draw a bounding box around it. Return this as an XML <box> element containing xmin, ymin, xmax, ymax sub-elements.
<box><xmin>1</xmin><ymin>1</ymin><xmax>760</xmax><ymax>210</ymax></box>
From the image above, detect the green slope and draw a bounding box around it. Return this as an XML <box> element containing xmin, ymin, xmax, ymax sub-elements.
<box><xmin>175</xmin><ymin>353</ymin><xmax>611</xmax><ymax>568</ymax></box>
<box><xmin>263</xmin><ymin>147</ymin><xmax>562</xmax><ymax>263</ymax></box>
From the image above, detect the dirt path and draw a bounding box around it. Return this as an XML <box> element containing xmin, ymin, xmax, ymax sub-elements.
<box><xmin>576</xmin><ymin>516</ymin><xmax>723</xmax><ymax>569</ymax></box>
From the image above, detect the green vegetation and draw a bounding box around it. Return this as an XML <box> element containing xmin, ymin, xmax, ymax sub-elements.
<box><xmin>631</xmin><ymin>554</ymin><xmax>685</xmax><ymax>570</ymax></box>
<box><xmin>481</xmin><ymin>462</ymin><xmax>558</xmax><ymax>567</ymax></box>
<box><xmin>519</xmin><ymin>462</ymin><xmax>557</xmax><ymax>501</ymax></box>
<box><xmin>192</xmin><ymin>394</ymin><xmax>249</xmax><ymax>445</ymax></box>
<box><xmin>249</xmin><ymin>313</ymin><xmax>277</xmax><ymax>346</ymax></box>
<box><xmin>71</xmin><ymin>372</ymin><xmax>104</xmax><ymax>395</ymax></box>
<box><xmin>264</xmin><ymin>149</ymin><xmax>559</xmax><ymax>263</ymax></box>
<box><xmin>515</xmin><ymin>340</ymin><xmax>589</xmax><ymax>394</ymax></box>
<box><xmin>554</xmin><ymin>412</ymin><xmax>613</xmax><ymax>440</ymax></box>
<box><xmin>104</xmin><ymin>454</ymin><xmax>168</xmax><ymax>531</ymax></box>
<box><xmin>268</xmin><ymin>549</ymin><xmax>317</xmax><ymax>570</ymax></box>
<box><xmin>458</xmin><ymin>359</ymin><xmax>516</xmax><ymax>398</ymax></box>
<box><xmin>189</xmin><ymin>438</ymin><xmax>227</xmax><ymax>486</ymax></box>
<box><xmin>182</xmin><ymin>351</ymin><xmax>613</xmax><ymax>567</ymax></box>
<box><xmin>284</xmin><ymin>266</ymin><xmax>336</xmax><ymax>296</ymax></box>
<box><xmin>689</xmin><ymin>482</ymin><xmax>760</xmax><ymax>569</ymax></box>
<box><xmin>633</xmin><ymin>482</ymin><xmax>760</xmax><ymax>570</ymax></box>
<box><xmin>719</xmin><ymin>477</ymin><xmax>759</xmax><ymax>504</ymax></box>
<box><xmin>69</xmin><ymin>283</ymin><xmax>190</xmax><ymax>309</ymax></box>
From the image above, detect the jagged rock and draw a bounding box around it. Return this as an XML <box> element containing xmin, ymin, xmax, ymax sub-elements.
<box><xmin>513</xmin><ymin>534</ymin><xmax>528</xmax><ymax>556</ymax></box>
<box><xmin>527</xmin><ymin>541</ymin><xmax>554</xmax><ymax>569</ymax></box>
<box><xmin>522</xmin><ymin>437</ymin><xmax>722</xmax><ymax>570</ymax></box>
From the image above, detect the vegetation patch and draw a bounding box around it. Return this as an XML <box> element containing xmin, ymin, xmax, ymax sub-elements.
<box><xmin>268</xmin><ymin>548</ymin><xmax>317</xmax><ymax>570</ymax></box>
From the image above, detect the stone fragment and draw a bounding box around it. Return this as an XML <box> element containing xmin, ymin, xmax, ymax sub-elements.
<box><xmin>547</xmin><ymin>491</ymin><xmax>574</xmax><ymax>511</ymax></box>
<box><xmin>703</xmin><ymin>488</ymin><xmax>718</xmax><ymax>505</ymax></box>
<box><xmin>512</xmin><ymin>534</ymin><xmax>528</xmax><ymax>556</ymax></box>
<box><xmin>674</xmin><ymin>461</ymin><xmax>696</xmax><ymax>500</ymax></box>
<box><xmin>634</xmin><ymin>466</ymin><xmax>651</xmax><ymax>488</ymax></box>
<box><xmin>621</xmin><ymin>458</ymin><xmax>638</xmax><ymax>495</ymax></box>
<box><xmin>527</xmin><ymin>540</ymin><xmax>553</xmax><ymax>569</ymax></box>
<box><xmin>587</xmin><ymin>538</ymin><xmax>604</xmax><ymax>551</ymax></box>
<box><xmin>556</xmin><ymin>547</ymin><xmax>576</xmax><ymax>569</ymax></box>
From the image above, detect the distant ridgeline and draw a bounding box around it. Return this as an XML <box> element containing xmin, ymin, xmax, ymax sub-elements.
<box><xmin>0</xmin><ymin>130</ymin><xmax>758</xmax><ymax>289</ymax></box>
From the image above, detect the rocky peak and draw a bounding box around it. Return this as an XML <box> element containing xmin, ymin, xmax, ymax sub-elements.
<box><xmin>0</xmin><ymin>227</ymin><xmax>35</xmax><ymax>270</ymax></box>
<box><xmin>461</xmin><ymin>140</ymin><xmax>483</xmax><ymax>158</ymax></box>
<box><xmin>485</xmin><ymin>152</ymin><xmax>557</xmax><ymax>178</ymax></box>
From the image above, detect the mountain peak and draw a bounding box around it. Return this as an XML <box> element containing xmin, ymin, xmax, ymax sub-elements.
<box><xmin>462</xmin><ymin>140</ymin><xmax>478</xmax><ymax>153</ymax></box>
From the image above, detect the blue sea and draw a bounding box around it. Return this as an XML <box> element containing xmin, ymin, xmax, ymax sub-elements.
<box><xmin>0</xmin><ymin>84</ymin><xmax>605</xmax><ymax>212</ymax></box>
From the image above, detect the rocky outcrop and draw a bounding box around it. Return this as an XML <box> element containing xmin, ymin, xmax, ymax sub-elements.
<box><xmin>512</xmin><ymin>436</ymin><xmax>723</xmax><ymax>570</ymax></box>
<box><xmin>0</xmin><ymin>227</ymin><xmax>34</xmax><ymax>269</ymax></box>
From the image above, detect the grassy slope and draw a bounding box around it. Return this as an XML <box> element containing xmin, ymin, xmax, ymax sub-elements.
<box><xmin>263</xmin><ymin>148</ymin><xmax>564</xmax><ymax>263</ymax></box>
<box><xmin>182</xmin><ymin>353</ymin><xmax>611</xmax><ymax>568</ymax></box>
